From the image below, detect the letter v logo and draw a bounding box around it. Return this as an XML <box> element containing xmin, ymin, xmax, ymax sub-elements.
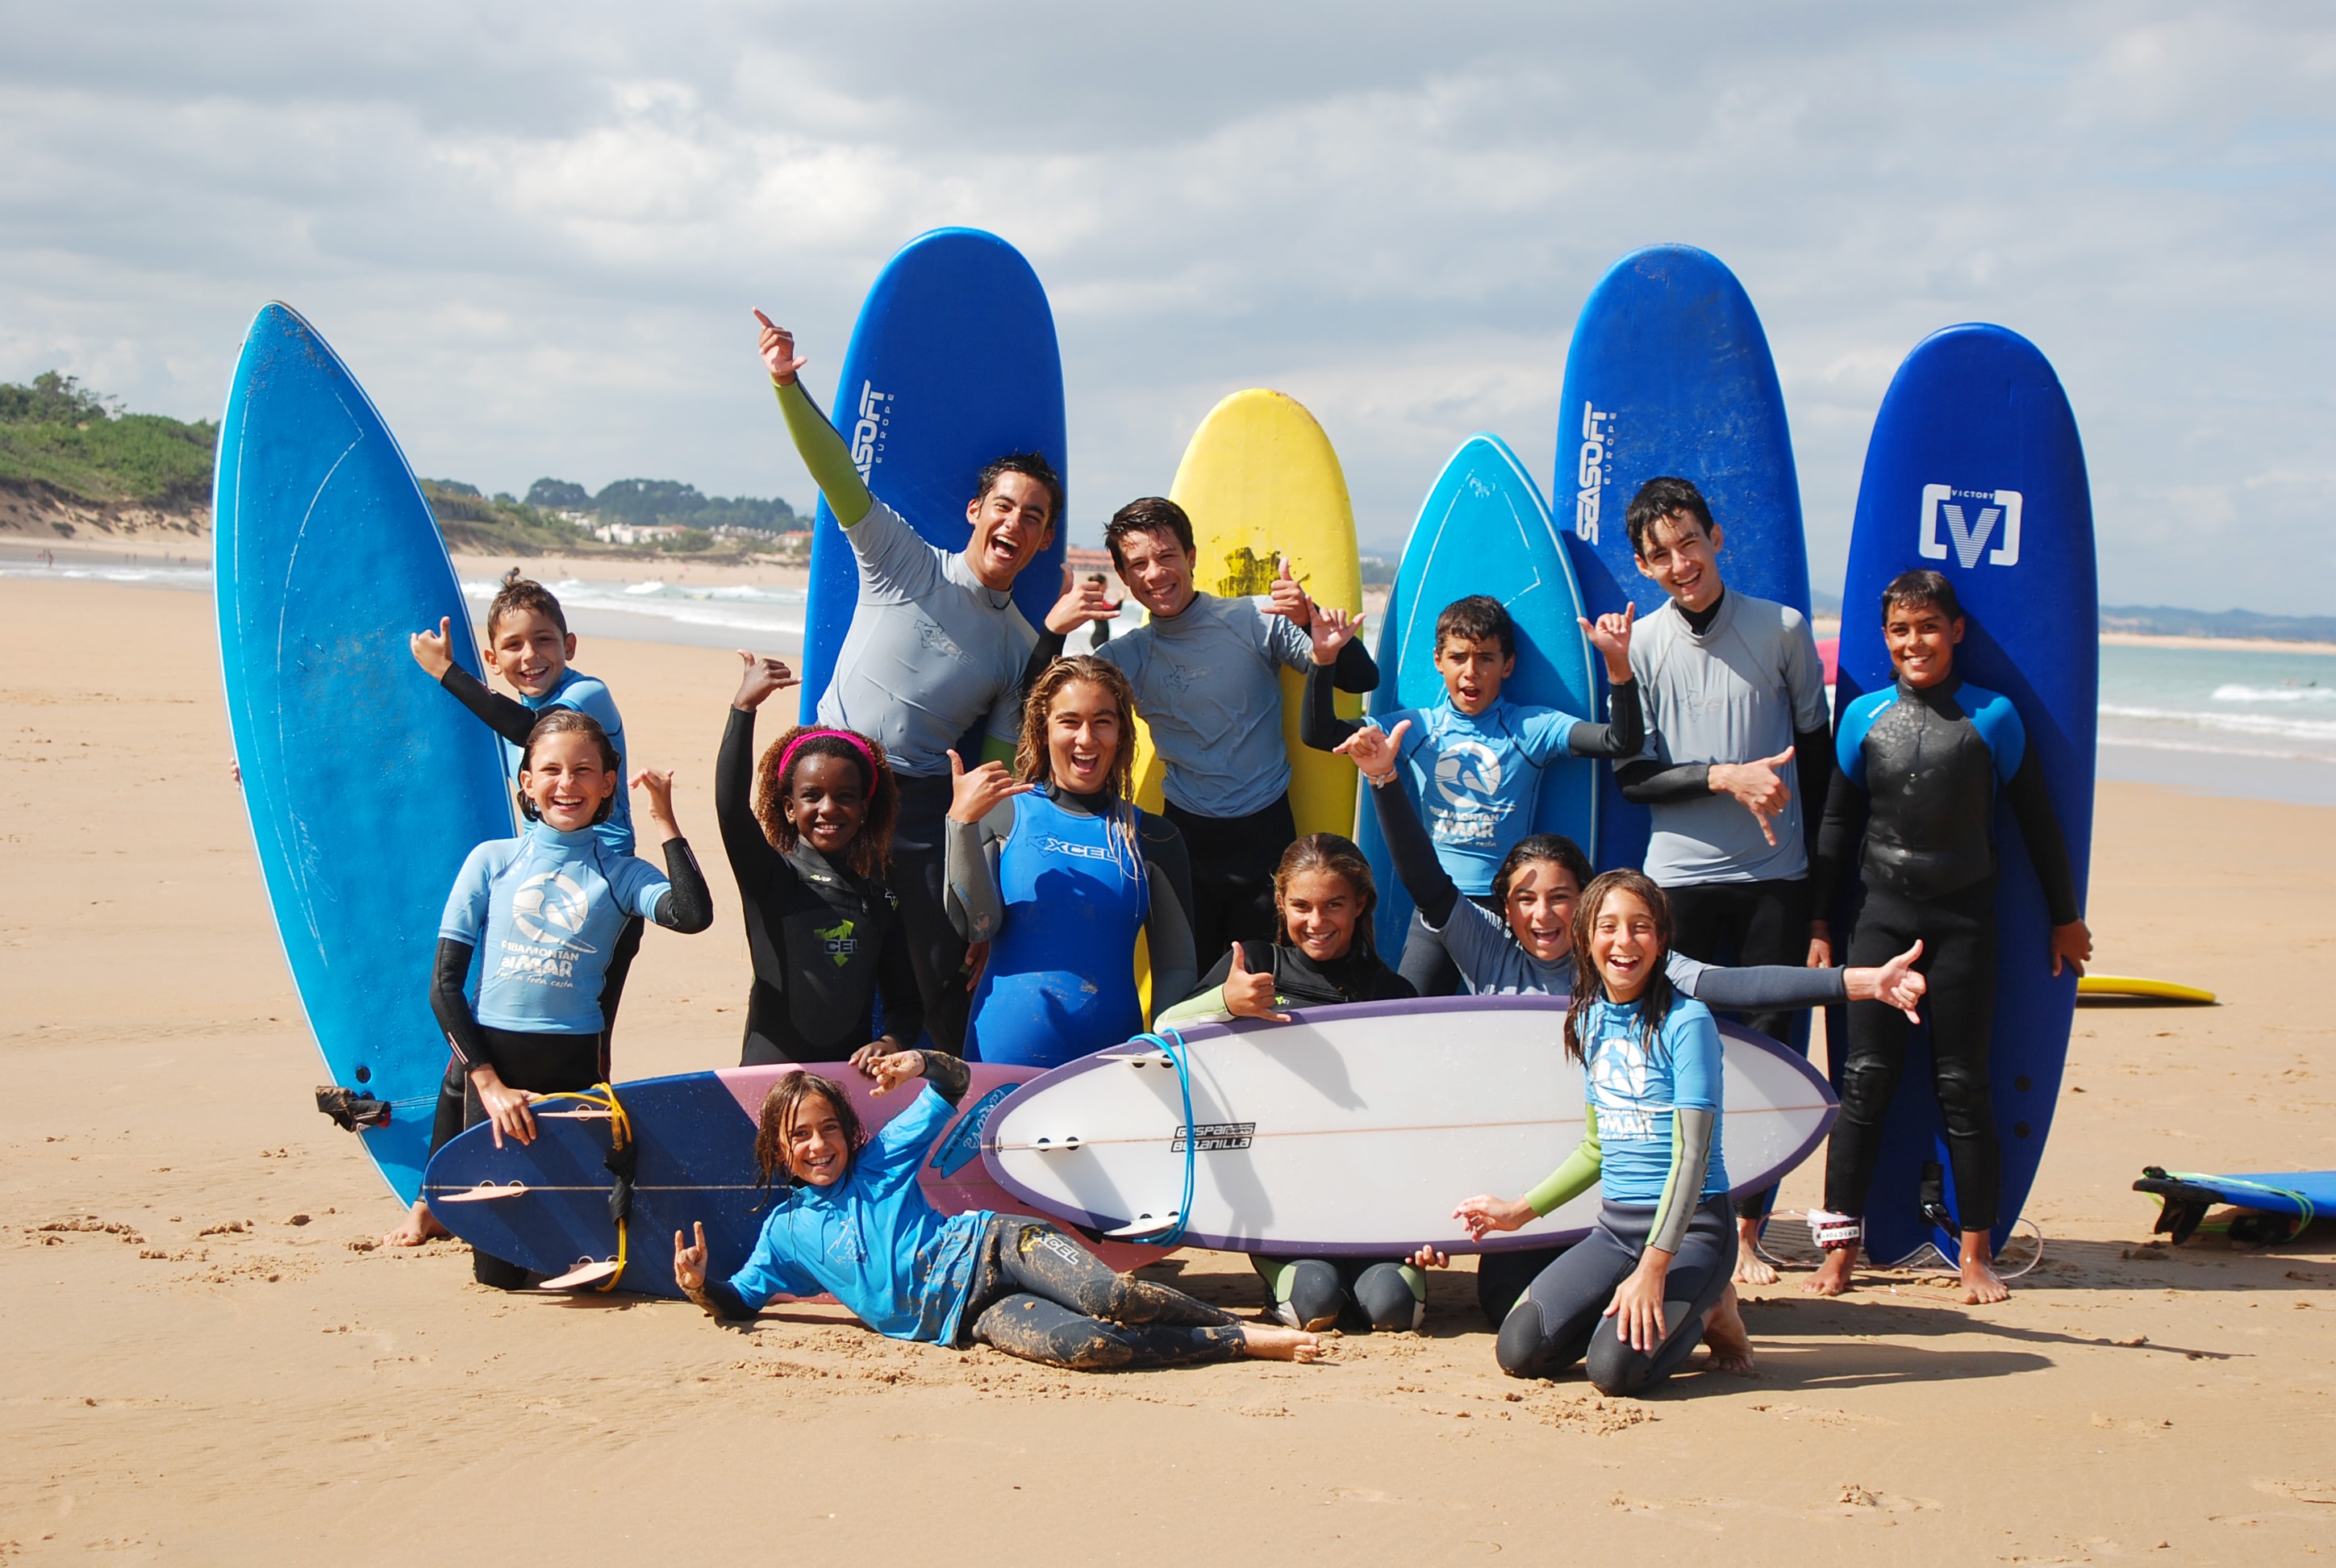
<box><xmin>1919</xmin><ymin>485</ymin><xmax>2024</xmax><ymax>568</ymax></box>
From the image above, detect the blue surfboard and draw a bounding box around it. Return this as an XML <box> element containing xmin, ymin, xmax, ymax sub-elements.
<box><xmin>1360</xmin><ymin>434</ymin><xmax>1597</xmax><ymax>957</ymax></box>
<box><xmin>799</xmin><ymin>229</ymin><xmax>1067</xmax><ymax>725</ymax></box>
<box><xmin>1553</xmin><ymin>245</ymin><xmax>1811</xmax><ymax>873</ymax></box>
<box><xmin>215</xmin><ymin>302</ymin><xmax>512</xmax><ymax>1205</ymax></box>
<box><xmin>1832</xmin><ymin>323</ymin><xmax>2096</xmax><ymax>1267</ymax></box>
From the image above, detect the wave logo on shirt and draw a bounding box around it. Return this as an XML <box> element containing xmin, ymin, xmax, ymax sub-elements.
<box><xmin>1917</xmin><ymin>483</ymin><xmax>2023</xmax><ymax>569</ymax></box>
<box><xmin>1587</xmin><ymin>1036</ymin><xmax>1658</xmax><ymax>1140</ymax></box>
<box><xmin>1433</xmin><ymin>739</ymin><xmax>1504</xmax><ymax>807</ymax></box>
<box><xmin>815</xmin><ymin>919</ymin><xmax>857</xmax><ymax>968</ymax></box>
<box><xmin>511</xmin><ymin>869</ymin><xmax>597</xmax><ymax>951</ymax></box>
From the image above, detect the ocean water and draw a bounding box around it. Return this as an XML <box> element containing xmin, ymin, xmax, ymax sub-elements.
<box><xmin>7</xmin><ymin>545</ymin><xmax>2329</xmax><ymax>806</ymax></box>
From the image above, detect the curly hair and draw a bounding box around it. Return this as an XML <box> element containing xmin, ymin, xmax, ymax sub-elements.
<box><xmin>1272</xmin><ymin>832</ymin><xmax>1380</xmax><ymax>961</ymax></box>
<box><xmin>515</xmin><ymin>709</ymin><xmax>620</xmax><ymax>826</ymax></box>
<box><xmin>750</xmin><ymin>1072</ymin><xmax>867</xmax><ymax>1196</ymax></box>
<box><xmin>753</xmin><ymin>725</ymin><xmax>897</xmax><ymax>878</ymax></box>
<box><xmin>1562</xmin><ymin>869</ymin><xmax>1677</xmax><ymax>1066</ymax></box>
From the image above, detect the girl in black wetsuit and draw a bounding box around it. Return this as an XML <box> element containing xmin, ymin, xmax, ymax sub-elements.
<box><xmin>720</xmin><ymin>652</ymin><xmax>925</xmax><ymax>1065</ymax></box>
<box><xmin>1158</xmin><ymin>834</ymin><xmax>1420</xmax><ymax>1333</ymax></box>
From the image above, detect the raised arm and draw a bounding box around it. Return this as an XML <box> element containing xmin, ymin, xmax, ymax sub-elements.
<box><xmin>717</xmin><ymin>652</ymin><xmax>798</xmax><ymax>873</ymax></box>
<box><xmin>1299</xmin><ymin>657</ymin><xmax>1366</xmax><ymax>752</ymax></box>
<box><xmin>756</xmin><ymin>310</ymin><xmax>874</xmax><ymax>528</ymax></box>
<box><xmin>412</xmin><ymin>616</ymin><xmax>536</xmax><ymax>746</ymax></box>
<box><xmin>1341</xmin><ymin>719</ymin><xmax>1458</xmax><ymax>928</ymax></box>
<box><xmin>941</xmin><ymin>750</ymin><xmax>1026</xmax><ymax>943</ymax></box>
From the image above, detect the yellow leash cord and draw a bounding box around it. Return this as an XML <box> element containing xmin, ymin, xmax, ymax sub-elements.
<box><xmin>531</xmin><ymin>1082</ymin><xmax>634</xmax><ymax>1291</ymax></box>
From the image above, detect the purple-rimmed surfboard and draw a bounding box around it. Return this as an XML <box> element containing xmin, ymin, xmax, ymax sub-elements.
<box><xmin>981</xmin><ymin>996</ymin><xmax>1836</xmax><ymax>1257</ymax></box>
<box><xmin>423</xmin><ymin>1063</ymin><xmax>1165</xmax><ymax>1296</ymax></box>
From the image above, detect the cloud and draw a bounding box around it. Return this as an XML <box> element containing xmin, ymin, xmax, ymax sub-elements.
<box><xmin>4</xmin><ymin>1</ymin><xmax>2334</xmax><ymax>607</ymax></box>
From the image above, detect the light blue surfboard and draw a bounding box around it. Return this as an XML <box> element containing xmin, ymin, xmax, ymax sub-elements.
<box><xmin>215</xmin><ymin>302</ymin><xmax>512</xmax><ymax>1205</ymax></box>
<box><xmin>1832</xmin><ymin>323</ymin><xmax>2096</xmax><ymax>1267</ymax></box>
<box><xmin>1553</xmin><ymin>245</ymin><xmax>1811</xmax><ymax>874</ymax></box>
<box><xmin>1360</xmin><ymin>434</ymin><xmax>1597</xmax><ymax>958</ymax></box>
<box><xmin>799</xmin><ymin>229</ymin><xmax>1067</xmax><ymax>728</ymax></box>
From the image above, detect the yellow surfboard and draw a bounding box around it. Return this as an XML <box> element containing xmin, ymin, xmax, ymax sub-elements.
<box><xmin>2077</xmin><ymin>975</ymin><xmax>2217</xmax><ymax>1005</ymax></box>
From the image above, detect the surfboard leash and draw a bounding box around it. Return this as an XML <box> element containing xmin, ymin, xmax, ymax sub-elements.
<box><xmin>1123</xmin><ymin>1030</ymin><xmax>1195</xmax><ymax>1249</ymax></box>
<box><xmin>528</xmin><ymin>1082</ymin><xmax>636</xmax><ymax>1291</ymax></box>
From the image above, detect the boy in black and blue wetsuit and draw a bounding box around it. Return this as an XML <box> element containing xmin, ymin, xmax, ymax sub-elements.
<box><xmin>1804</xmin><ymin>569</ymin><xmax>2092</xmax><ymax>1305</ymax></box>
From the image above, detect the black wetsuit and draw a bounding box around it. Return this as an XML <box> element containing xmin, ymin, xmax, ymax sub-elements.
<box><xmin>1812</xmin><ymin>672</ymin><xmax>2081</xmax><ymax>1235</ymax></box>
<box><xmin>715</xmin><ymin>707</ymin><xmax>925</xmax><ymax>1064</ymax></box>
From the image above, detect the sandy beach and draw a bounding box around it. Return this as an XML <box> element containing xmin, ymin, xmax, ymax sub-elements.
<box><xmin>4</xmin><ymin>576</ymin><xmax>2334</xmax><ymax>1564</ymax></box>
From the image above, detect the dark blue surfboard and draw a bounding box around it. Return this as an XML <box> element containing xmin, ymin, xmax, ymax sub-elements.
<box><xmin>215</xmin><ymin>302</ymin><xmax>512</xmax><ymax>1205</ymax></box>
<box><xmin>1832</xmin><ymin>323</ymin><xmax>2096</xmax><ymax>1267</ymax></box>
<box><xmin>1552</xmin><ymin>246</ymin><xmax>1811</xmax><ymax>873</ymax></box>
<box><xmin>1361</xmin><ymin>434</ymin><xmax>1597</xmax><ymax>957</ymax></box>
<box><xmin>798</xmin><ymin>229</ymin><xmax>1067</xmax><ymax>724</ymax></box>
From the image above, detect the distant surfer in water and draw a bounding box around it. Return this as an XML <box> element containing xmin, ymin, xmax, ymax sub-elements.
<box><xmin>756</xmin><ymin>309</ymin><xmax>1096</xmax><ymax>1055</ymax></box>
<box><xmin>1157</xmin><ymin>835</ymin><xmax>1421</xmax><ymax>1333</ymax></box>
<box><xmin>1804</xmin><ymin>569</ymin><xmax>2092</xmax><ymax>1304</ymax></box>
<box><xmin>1416</xmin><ymin>870</ymin><xmax>1754</xmax><ymax>1394</ymax></box>
<box><xmin>1300</xmin><ymin>593</ymin><xmax>1641</xmax><ymax>995</ymax></box>
<box><xmin>1020</xmin><ymin>495</ymin><xmax>1379</xmax><ymax>962</ymax></box>
<box><xmin>944</xmin><ymin>655</ymin><xmax>1199</xmax><ymax>1069</ymax></box>
<box><xmin>717</xmin><ymin>650</ymin><xmax>926</xmax><ymax>1067</ymax></box>
<box><xmin>672</xmin><ymin>1049</ymin><xmax>1323</xmax><ymax>1368</ymax></box>
<box><xmin>410</xmin><ymin>710</ymin><xmax>713</xmax><ymax>1284</ymax></box>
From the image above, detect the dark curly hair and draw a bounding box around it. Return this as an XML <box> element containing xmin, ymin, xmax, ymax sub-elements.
<box><xmin>751</xmin><ymin>1072</ymin><xmax>867</xmax><ymax>1195</ymax></box>
<box><xmin>754</xmin><ymin>726</ymin><xmax>898</xmax><ymax>878</ymax></box>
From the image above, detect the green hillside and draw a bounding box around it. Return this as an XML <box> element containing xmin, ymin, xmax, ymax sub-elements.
<box><xmin>0</xmin><ymin>372</ymin><xmax>216</xmax><ymax>507</ymax></box>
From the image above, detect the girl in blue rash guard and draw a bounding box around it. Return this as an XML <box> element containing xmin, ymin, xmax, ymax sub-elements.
<box><xmin>412</xmin><ymin>709</ymin><xmax>714</xmax><ymax>1287</ymax></box>
<box><xmin>945</xmin><ymin>656</ymin><xmax>1199</xmax><ymax>1069</ymax></box>
<box><xmin>670</xmin><ymin>1052</ymin><xmax>1324</xmax><ymax>1369</ymax></box>
<box><xmin>1416</xmin><ymin>869</ymin><xmax>1756</xmax><ymax>1395</ymax></box>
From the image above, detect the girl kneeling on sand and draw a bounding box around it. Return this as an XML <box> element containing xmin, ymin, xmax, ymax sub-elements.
<box><xmin>1156</xmin><ymin>834</ymin><xmax>1420</xmax><ymax>1335</ymax></box>
<box><xmin>1420</xmin><ymin>869</ymin><xmax>1753</xmax><ymax>1395</ymax></box>
<box><xmin>673</xmin><ymin>1051</ymin><xmax>1320</xmax><ymax>1369</ymax></box>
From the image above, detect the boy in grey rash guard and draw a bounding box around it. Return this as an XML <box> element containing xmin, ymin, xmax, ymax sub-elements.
<box><xmin>756</xmin><ymin>310</ymin><xmax>1091</xmax><ymax>1053</ymax></box>
<box><xmin>1023</xmin><ymin>497</ymin><xmax>1378</xmax><ymax>960</ymax></box>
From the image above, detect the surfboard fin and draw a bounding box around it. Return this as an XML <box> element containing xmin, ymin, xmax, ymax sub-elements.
<box><xmin>1095</xmin><ymin>1049</ymin><xmax>1175</xmax><ymax>1068</ymax></box>
<box><xmin>2136</xmin><ymin>1167</ymin><xmax>2230</xmax><ymax>1246</ymax></box>
<box><xmin>537</xmin><ymin>1258</ymin><xmax>622</xmax><ymax>1291</ymax></box>
<box><xmin>434</xmin><ymin>1182</ymin><xmax>530</xmax><ymax>1203</ymax></box>
<box><xmin>315</xmin><ymin>1086</ymin><xmax>390</xmax><ymax>1132</ymax></box>
<box><xmin>1103</xmin><ymin>1210</ymin><xmax>1183</xmax><ymax>1239</ymax></box>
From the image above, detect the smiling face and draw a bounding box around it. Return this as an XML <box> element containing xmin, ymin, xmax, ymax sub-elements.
<box><xmin>1884</xmin><ymin>598</ymin><xmax>1965</xmax><ymax>690</ymax></box>
<box><xmin>1633</xmin><ymin>514</ymin><xmax>1726</xmax><ymax>614</ymax></box>
<box><xmin>782</xmin><ymin>753</ymin><xmax>867</xmax><ymax>856</ymax></box>
<box><xmin>485</xmin><ymin>607</ymin><xmax>575</xmax><ymax>698</ymax></box>
<box><xmin>1112</xmin><ymin>526</ymin><xmax>1199</xmax><ymax>619</ymax></box>
<box><xmin>782</xmin><ymin>1091</ymin><xmax>852</xmax><ymax>1186</ymax></box>
<box><xmin>1587</xmin><ymin>886</ymin><xmax>1663</xmax><ymax>1003</ymax></box>
<box><xmin>1434</xmin><ymin>633</ymin><xmax>1515</xmax><ymax>716</ymax></box>
<box><xmin>519</xmin><ymin>729</ymin><xmax>618</xmax><ymax>832</ymax></box>
<box><xmin>1044</xmin><ymin>678</ymin><xmax>1123</xmax><ymax>796</ymax></box>
<box><xmin>1504</xmin><ymin>859</ymin><xmax>1584</xmax><ymax>965</ymax></box>
<box><xmin>1280</xmin><ymin>868</ymin><xmax>1363</xmax><ymax>963</ymax></box>
<box><xmin>964</xmin><ymin>471</ymin><xmax>1056</xmax><ymax>591</ymax></box>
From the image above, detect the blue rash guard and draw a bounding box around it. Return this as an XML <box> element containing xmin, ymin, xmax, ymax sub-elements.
<box><xmin>722</xmin><ymin>1084</ymin><xmax>991</xmax><ymax>1344</ymax></box>
<box><xmin>510</xmin><ymin>670</ymin><xmax>633</xmax><ymax>853</ymax></box>
<box><xmin>1576</xmin><ymin>994</ymin><xmax>1729</xmax><ymax>1209</ymax></box>
<box><xmin>1383</xmin><ymin>697</ymin><xmax>1592</xmax><ymax>895</ymax></box>
<box><xmin>960</xmin><ymin>791</ymin><xmax>1155</xmax><ymax>1069</ymax></box>
<box><xmin>439</xmin><ymin>821</ymin><xmax>674</xmax><ymax>1032</ymax></box>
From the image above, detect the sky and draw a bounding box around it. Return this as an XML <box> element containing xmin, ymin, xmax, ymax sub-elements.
<box><xmin>4</xmin><ymin>2</ymin><xmax>2333</xmax><ymax>610</ymax></box>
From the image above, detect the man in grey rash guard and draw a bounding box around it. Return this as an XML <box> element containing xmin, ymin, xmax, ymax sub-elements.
<box><xmin>1612</xmin><ymin>476</ymin><xmax>1834</xmax><ymax>1286</ymax></box>
<box><xmin>755</xmin><ymin>309</ymin><xmax>1086</xmax><ymax>1052</ymax></box>
<box><xmin>1023</xmin><ymin>495</ymin><xmax>1379</xmax><ymax>961</ymax></box>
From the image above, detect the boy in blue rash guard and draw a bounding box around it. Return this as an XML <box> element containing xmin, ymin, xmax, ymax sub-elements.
<box><xmin>1301</xmin><ymin>594</ymin><xmax>1642</xmax><ymax>995</ymax></box>
<box><xmin>412</xmin><ymin>709</ymin><xmax>714</xmax><ymax>1283</ymax></box>
<box><xmin>1804</xmin><ymin>570</ymin><xmax>2091</xmax><ymax>1306</ymax></box>
<box><xmin>1020</xmin><ymin>497</ymin><xmax>1379</xmax><ymax>963</ymax></box>
<box><xmin>945</xmin><ymin>657</ymin><xmax>1198</xmax><ymax>1069</ymax></box>
<box><xmin>671</xmin><ymin>1051</ymin><xmax>1324</xmax><ymax>1369</ymax></box>
<box><xmin>1416</xmin><ymin>870</ymin><xmax>1755</xmax><ymax>1395</ymax></box>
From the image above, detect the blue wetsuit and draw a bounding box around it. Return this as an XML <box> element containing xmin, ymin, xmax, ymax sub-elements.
<box><xmin>1812</xmin><ymin>673</ymin><xmax>2081</xmax><ymax>1233</ymax></box>
<box><xmin>946</xmin><ymin>786</ymin><xmax>1197</xmax><ymax>1070</ymax></box>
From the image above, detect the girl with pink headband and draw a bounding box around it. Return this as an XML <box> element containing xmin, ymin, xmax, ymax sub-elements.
<box><xmin>719</xmin><ymin>650</ymin><xmax>924</xmax><ymax>1066</ymax></box>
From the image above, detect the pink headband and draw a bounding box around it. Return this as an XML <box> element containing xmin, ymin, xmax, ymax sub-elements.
<box><xmin>778</xmin><ymin>728</ymin><xmax>880</xmax><ymax>786</ymax></box>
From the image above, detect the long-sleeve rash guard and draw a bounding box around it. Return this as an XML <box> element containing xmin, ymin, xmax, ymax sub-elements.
<box><xmin>715</xmin><ymin>705</ymin><xmax>924</xmax><ymax>1061</ymax></box>
<box><xmin>431</xmin><ymin>823</ymin><xmax>711</xmax><ymax>1069</ymax></box>
<box><xmin>1158</xmin><ymin>937</ymin><xmax>1416</xmax><ymax>1028</ymax></box>
<box><xmin>1304</xmin><ymin>668</ymin><xmax>1641</xmax><ymax>896</ymax></box>
<box><xmin>1362</xmin><ymin>765</ymin><xmax>1850</xmax><ymax>1011</ymax></box>
<box><xmin>438</xmin><ymin>664</ymin><xmax>636</xmax><ymax>853</ymax></box>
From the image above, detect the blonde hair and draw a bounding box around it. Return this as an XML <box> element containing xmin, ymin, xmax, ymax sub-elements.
<box><xmin>1015</xmin><ymin>655</ymin><xmax>1144</xmax><ymax>882</ymax></box>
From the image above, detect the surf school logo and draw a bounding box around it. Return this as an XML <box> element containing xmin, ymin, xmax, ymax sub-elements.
<box><xmin>1433</xmin><ymin>740</ymin><xmax>1503</xmax><ymax>807</ymax></box>
<box><xmin>1918</xmin><ymin>484</ymin><xmax>2022</xmax><ymax>569</ymax></box>
<box><xmin>1575</xmin><ymin>402</ymin><xmax>1614</xmax><ymax>544</ymax></box>
<box><xmin>814</xmin><ymin>919</ymin><xmax>857</xmax><ymax>968</ymax></box>
<box><xmin>511</xmin><ymin>869</ymin><xmax>594</xmax><ymax>948</ymax></box>
<box><xmin>851</xmin><ymin>382</ymin><xmax>893</xmax><ymax>478</ymax></box>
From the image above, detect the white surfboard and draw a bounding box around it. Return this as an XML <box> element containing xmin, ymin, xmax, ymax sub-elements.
<box><xmin>981</xmin><ymin>995</ymin><xmax>1836</xmax><ymax>1256</ymax></box>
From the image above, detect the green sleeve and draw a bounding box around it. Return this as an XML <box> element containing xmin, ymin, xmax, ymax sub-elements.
<box><xmin>774</xmin><ymin>380</ymin><xmax>873</xmax><ymax>528</ymax></box>
<box><xmin>1646</xmin><ymin>1106</ymin><xmax>1715</xmax><ymax>1256</ymax></box>
<box><xmin>1154</xmin><ymin>986</ymin><xmax>1229</xmax><ymax>1029</ymax></box>
<box><xmin>1523</xmin><ymin>1103</ymin><xmax>1603</xmax><ymax>1217</ymax></box>
<box><xmin>978</xmin><ymin>734</ymin><xmax>1018</xmax><ymax>766</ymax></box>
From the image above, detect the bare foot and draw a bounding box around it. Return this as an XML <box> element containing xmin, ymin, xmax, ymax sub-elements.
<box><xmin>1700</xmin><ymin>1284</ymin><xmax>1757</xmax><ymax>1375</ymax></box>
<box><xmin>1804</xmin><ymin>1243</ymin><xmax>1858</xmax><ymax>1296</ymax></box>
<box><xmin>1733</xmin><ymin>1219</ymin><xmax>1779</xmax><ymax>1286</ymax></box>
<box><xmin>1958</xmin><ymin>1231</ymin><xmax>2009</xmax><ymax>1304</ymax></box>
<box><xmin>381</xmin><ymin>1200</ymin><xmax>447</xmax><ymax>1249</ymax></box>
<box><xmin>1241</xmin><ymin>1322</ymin><xmax>1326</xmax><ymax>1363</ymax></box>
